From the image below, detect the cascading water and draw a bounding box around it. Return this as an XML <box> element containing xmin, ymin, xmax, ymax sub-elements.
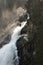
<box><xmin>0</xmin><ymin>21</ymin><xmax>27</xmax><ymax>65</ymax></box>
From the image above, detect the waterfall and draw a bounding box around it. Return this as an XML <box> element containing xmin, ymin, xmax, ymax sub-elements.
<box><xmin>0</xmin><ymin>21</ymin><xmax>27</xmax><ymax>65</ymax></box>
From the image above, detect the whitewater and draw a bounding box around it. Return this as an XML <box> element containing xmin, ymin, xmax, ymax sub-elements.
<box><xmin>0</xmin><ymin>21</ymin><xmax>27</xmax><ymax>65</ymax></box>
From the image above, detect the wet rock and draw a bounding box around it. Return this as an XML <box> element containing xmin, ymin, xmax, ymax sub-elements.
<box><xmin>16</xmin><ymin>21</ymin><xmax>37</xmax><ymax>65</ymax></box>
<box><xmin>0</xmin><ymin>34</ymin><xmax>11</xmax><ymax>48</ymax></box>
<box><xmin>18</xmin><ymin>14</ymin><xmax>28</xmax><ymax>22</ymax></box>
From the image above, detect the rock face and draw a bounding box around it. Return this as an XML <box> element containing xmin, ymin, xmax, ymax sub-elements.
<box><xmin>0</xmin><ymin>12</ymin><xmax>37</xmax><ymax>65</ymax></box>
<box><xmin>0</xmin><ymin>0</ymin><xmax>42</xmax><ymax>65</ymax></box>
<box><xmin>16</xmin><ymin>20</ymin><xmax>38</xmax><ymax>65</ymax></box>
<box><xmin>0</xmin><ymin>34</ymin><xmax>11</xmax><ymax>48</ymax></box>
<box><xmin>0</xmin><ymin>11</ymin><xmax>38</xmax><ymax>65</ymax></box>
<box><xmin>0</xmin><ymin>0</ymin><xmax>27</xmax><ymax>43</ymax></box>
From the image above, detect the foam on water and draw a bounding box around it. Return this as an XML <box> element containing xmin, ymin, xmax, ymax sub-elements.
<box><xmin>0</xmin><ymin>21</ymin><xmax>27</xmax><ymax>65</ymax></box>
